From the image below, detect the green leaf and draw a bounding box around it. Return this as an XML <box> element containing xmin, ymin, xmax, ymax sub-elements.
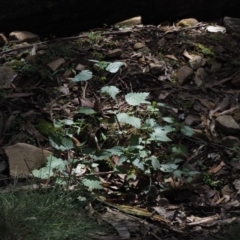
<box><xmin>32</xmin><ymin>167</ymin><xmax>53</xmax><ymax>179</ymax></box>
<box><xmin>181</xmin><ymin>125</ymin><xmax>194</xmax><ymax>136</ymax></box>
<box><xmin>101</xmin><ymin>86</ymin><xmax>120</xmax><ymax>100</ymax></box>
<box><xmin>82</xmin><ymin>176</ymin><xmax>103</xmax><ymax>189</ymax></box>
<box><xmin>173</xmin><ymin>169</ymin><xmax>182</xmax><ymax>178</ymax></box>
<box><xmin>49</xmin><ymin>133</ymin><xmax>74</xmax><ymax>151</ymax></box>
<box><xmin>116</xmin><ymin>113</ymin><xmax>141</xmax><ymax>129</ymax></box>
<box><xmin>106</xmin><ymin>62</ymin><xmax>124</xmax><ymax>73</ymax></box>
<box><xmin>125</xmin><ymin>92</ymin><xmax>150</xmax><ymax>106</ymax></box>
<box><xmin>132</xmin><ymin>158</ymin><xmax>144</xmax><ymax>170</ymax></box>
<box><xmin>46</xmin><ymin>155</ymin><xmax>66</xmax><ymax>171</ymax></box>
<box><xmin>59</xmin><ymin>119</ymin><xmax>75</xmax><ymax>126</ymax></box>
<box><xmin>150</xmin><ymin>156</ymin><xmax>161</xmax><ymax>170</ymax></box>
<box><xmin>77</xmin><ymin>107</ymin><xmax>96</xmax><ymax>115</ymax></box>
<box><xmin>160</xmin><ymin>164</ymin><xmax>178</xmax><ymax>172</ymax></box>
<box><xmin>150</xmin><ymin>125</ymin><xmax>174</xmax><ymax>142</ymax></box>
<box><xmin>171</xmin><ymin>145</ymin><xmax>188</xmax><ymax>157</ymax></box>
<box><xmin>118</xmin><ymin>155</ymin><xmax>128</xmax><ymax>165</ymax></box>
<box><xmin>72</xmin><ymin>70</ymin><xmax>92</xmax><ymax>82</ymax></box>
<box><xmin>106</xmin><ymin>146</ymin><xmax>124</xmax><ymax>156</ymax></box>
<box><xmin>162</xmin><ymin>117</ymin><xmax>175</xmax><ymax>123</ymax></box>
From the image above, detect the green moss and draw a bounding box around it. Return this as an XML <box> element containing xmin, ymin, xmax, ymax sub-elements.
<box><xmin>36</xmin><ymin>119</ymin><xmax>58</xmax><ymax>136</ymax></box>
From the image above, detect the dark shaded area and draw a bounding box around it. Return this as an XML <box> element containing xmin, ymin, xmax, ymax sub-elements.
<box><xmin>0</xmin><ymin>0</ymin><xmax>239</xmax><ymax>37</ymax></box>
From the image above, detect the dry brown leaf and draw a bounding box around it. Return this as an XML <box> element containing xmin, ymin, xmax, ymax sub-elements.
<box><xmin>47</xmin><ymin>58</ymin><xmax>65</xmax><ymax>71</ymax></box>
<box><xmin>208</xmin><ymin>161</ymin><xmax>225</xmax><ymax>174</ymax></box>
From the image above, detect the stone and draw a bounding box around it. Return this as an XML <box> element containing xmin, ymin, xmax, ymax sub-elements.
<box><xmin>184</xmin><ymin>114</ymin><xmax>201</xmax><ymax>126</ymax></box>
<box><xmin>222</xmin><ymin>136</ymin><xmax>240</xmax><ymax>147</ymax></box>
<box><xmin>0</xmin><ymin>33</ymin><xmax>8</xmax><ymax>46</ymax></box>
<box><xmin>9</xmin><ymin>31</ymin><xmax>39</xmax><ymax>43</ymax></box>
<box><xmin>194</xmin><ymin>68</ymin><xmax>206</xmax><ymax>87</ymax></box>
<box><xmin>215</xmin><ymin>115</ymin><xmax>240</xmax><ymax>135</ymax></box>
<box><xmin>149</xmin><ymin>62</ymin><xmax>166</xmax><ymax>75</ymax></box>
<box><xmin>189</xmin><ymin>55</ymin><xmax>203</xmax><ymax>70</ymax></box>
<box><xmin>106</xmin><ymin>49</ymin><xmax>123</xmax><ymax>58</ymax></box>
<box><xmin>133</xmin><ymin>42</ymin><xmax>145</xmax><ymax>50</ymax></box>
<box><xmin>177</xmin><ymin>65</ymin><xmax>193</xmax><ymax>85</ymax></box>
<box><xmin>176</xmin><ymin>18</ymin><xmax>199</xmax><ymax>27</ymax></box>
<box><xmin>223</xmin><ymin>17</ymin><xmax>240</xmax><ymax>33</ymax></box>
<box><xmin>231</xmin><ymin>72</ymin><xmax>240</xmax><ymax>87</ymax></box>
<box><xmin>210</xmin><ymin>62</ymin><xmax>222</xmax><ymax>72</ymax></box>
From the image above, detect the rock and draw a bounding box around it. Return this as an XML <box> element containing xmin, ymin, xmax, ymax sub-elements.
<box><xmin>0</xmin><ymin>66</ymin><xmax>16</xmax><ymax>88</ymax></box>
<box><xmin>176</xmin><ymin>18</ymin><xmax>199</xmax><ymax>27</ymax></box>
<box><xmin>149</xmin><ymin>62</ymin><xmax>165</xmax><ymax>75</ymax></box>
<box><xmin>165</xmin><ymin>33</ymin><xmax>176</xmax><ymax>40</ymax></box>
<box><xmin>157</xmin><ymin>38</ymin><xmax>166</xmax><ymax>47</ymax></box>
<box><xmin>184</xmin><ymin>114</ymin><xmax>201</xmax><ymax>126</ymax></box>
<box><xmin>134</xmin><ymin>42</ymin><xmax>145</xmax><ymax>50</ymax></box>
<box><xmin>222</xmin><ymin>136</ymin><xmax>240</xmax><ymax>147</ymax></box>
<box><xmin>115</xmin><ymin>16</ymin><xmax>142</xmax><ymax>27</ymax></box>
<box><xmin>106</xmin><ymin>49</ymin><xmax>123</xmax><ymax>58</ymax></box>
<box><xmin>223</xmin><ymin>17</ymin><xmax>240</xmax><ymax>33</ymax></box>
<box><xmin>231</xmin><ymin>72</ymin><xmax>240</xmax><ymax>87</ymax></box>
<box><xmin>9</xmin><ymin>31</ymin><xmax>39</xmax><ymax>43</ymax></box>
<box><xmin>0</xmin><ymin>161</ymin><xmax>7</xmax><ymax>173</ymax></box>
<box><xmin>189</xmin><ymin>55</ymin><xmax>203</xmax><ymax>70</ymax></box>
<box><xmin>5</xmin><ymin>143</ymin><xmax>52</xmax><ymax>177</ymax></box>
<box><xmin>210</xmin><ymin>62</ymin><xmax>222</xmax><ymax>72</ymax></box>
<box><xmin>177</xmin><ymin>65</ymin><xmax>193</xmax><ymax>85</ymax></box>
<box><xmin>0</xmin><ymin>33</ymin><xmax>8</xmax><ymax>46</ymax></box>
<box><xmin>215</xmin><ymin>115</ymin><xmax>240</xmax><ymax>135</ymax></box>
<box><xmin>194</xmin><ymin>68</ymin><xmax>206</xmax><ymax>87</ymax></box>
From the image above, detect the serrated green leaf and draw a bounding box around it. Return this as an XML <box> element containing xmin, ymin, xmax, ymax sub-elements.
<box><xmin>150</xmin><ymin>125</ymin><xmax>174</xmax><ymax>142</ymax></box>
<box><xmin>46</xmin><ymin>155</ymin><xmax>66</xmax><ymax>171</ymax></box>
<box><xmin>162</xmin><ymin>117</ymin><xmax>175</xmax><ymax>123</ymax></box>
<box><xmin>49</xmin><ymin>134</ymin><xmax>74</xmax><ymax>151</ymax></box>
<box><xmin>72</xmin><ymin>70</ymin><xmax>92</xmax><ymax>82</ymax></box>
<box><xmin>181</xmin><ymin>125</ymin><xmax>194</xmax><ymax>136</ymax></box>
<box><xmin>125</xmin><ymin>92</ymin><xmax>150</xmax><ymax>106</ymax></box>
<box><xmin>101</xmin><ymin>86</ymin><xmax>120</xmax><ymax>100</ymax></box>
<box><xmin>77</xmin><ymin>107</ymin><xmax>96</xmax><ymax>115</ymax></box>
<box><xmin>32</xmin><ymin>167</ymin><xmax>53</xmax><ymax>179</ymax></box>
<box><xmin>106</xmin><ymin>62</ymin><xmax>124</xmax><ymax>73</ymax></box>
<box><xmin>132</xmin><ymin>158</ymin><xmax>144</xmax><ymax>170</ymax></box>
<box><xmin>116</xmin><ymin>113</ymin><xmax>141</xmax><ymax>128</ymax></box>
<box><xmin>82</xmin><ymin>176</ymin><xmax>103</xmax><ymax>189</ymax></box>
<box><xmin>150</xmin><ymin>156</ymin><xmax>161</xmax><ymax>170</ymax></box>
<box><xmin>160</xmin><ymin>164</ymin><xmax>178</xmax><ymax>172</ymax></box>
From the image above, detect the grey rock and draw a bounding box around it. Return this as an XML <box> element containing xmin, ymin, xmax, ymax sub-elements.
<box><xmin>216</xmin><ymin>115</ymin><xmax>240</xmax><ymax>135</ymax></box>
<box><xmin>231</xmin><ymin>72</ymin><xmax>240</xmax><ymax>87</ymax></box>
<box><xmin>210</xmin><ymin>62</ymin><xmax>222</xmax><ymax>73</ymax></box>
<box><xmin>0</xmin><ymin>161</ymin><xmax>8</xmax><ymax>173</ymax></box>
<box><xmin>133</xmin><ymin>42</ymin><xmax>145</xmax><ymax>50</ymax></box>
<box><xmin>222</xmin><ymin>136</ymin><xmax>240</xmax><ymax>147</ymax></box>
<box><xmin>189</xmin><ymin>55</ymin><xmax>203</xmax><ymax>70</ymax></box>
<box><xmin>177</xmin><ymin>65</ymin><xmax>193</xmax><ymax>85</ymax></box>
<box><xmin>106</xmin><ymin>49</ymin><xmax>123</xmax><ymax>58</ymax></box>
<box><xmin>194</xmin><ymin>68</ymin><xmax>206</xmax><ymax>87</ymax></box>
<box><xmin>224</xmin><ymin>17</ymin><xmax>240</xmax><ymax>33</ymax></box>
<box><xmin>150</xmin><ymin>62</ymin><xmax>165</xmax><ymax>75</ymax></box>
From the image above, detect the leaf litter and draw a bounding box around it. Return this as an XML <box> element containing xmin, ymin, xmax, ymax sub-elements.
<box><xmin>0</xmin><ymin>19</ymin><xmax>240</xmax><ymax>239</ymax></box>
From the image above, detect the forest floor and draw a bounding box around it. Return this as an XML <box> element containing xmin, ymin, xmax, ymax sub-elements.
<box><xmin>1</xmin><ymin>18</ymin><xmax>240</xmax><ymax>239</ymax></box>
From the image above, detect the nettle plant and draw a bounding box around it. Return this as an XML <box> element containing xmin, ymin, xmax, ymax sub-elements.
<box><xmin>32</xmin><ymin>64</ymin><xmax>197</xmax><ymax>192</ymax></box>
